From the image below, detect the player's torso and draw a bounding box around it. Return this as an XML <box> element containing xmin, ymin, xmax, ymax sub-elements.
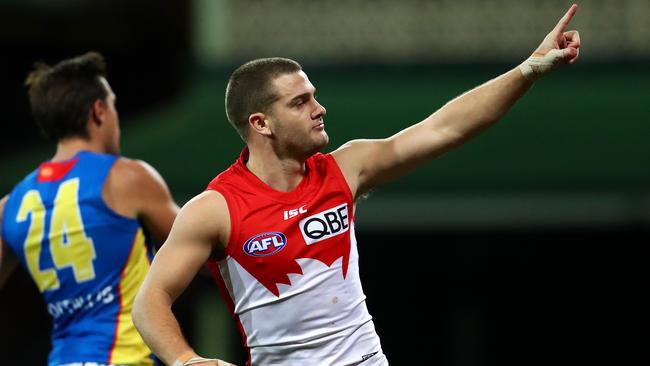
<box><xmin>1</xmin><ymin>151</ymin><xmax>154</xmax><ymax>366</ymax></box>
<box><xmin>208</xmin><ymin>151</ymin><xmax>383</xmax><ymax>365</ymax></box>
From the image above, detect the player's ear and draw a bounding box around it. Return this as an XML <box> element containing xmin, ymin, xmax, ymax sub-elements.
<box><xmin>90</xmin><ymin>99</ymin><xmax>107</xmax><ymax>126</ymax></box>
<box><xmin>249</xmin><ymin>112</ymin><xmax>272</xmax><ymax>137</ymax></box>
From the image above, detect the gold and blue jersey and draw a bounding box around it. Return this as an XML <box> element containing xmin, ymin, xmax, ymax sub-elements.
<box><xmin>2</xmin><ymin>151</ymin><xmax>156</xmax><ymax>366</ymax></box>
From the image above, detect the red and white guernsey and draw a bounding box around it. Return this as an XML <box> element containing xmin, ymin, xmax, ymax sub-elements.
<box><xmin>206</xmin><ymin>148</ymin><xmax>387</xmax><ymax>366</ymax></box>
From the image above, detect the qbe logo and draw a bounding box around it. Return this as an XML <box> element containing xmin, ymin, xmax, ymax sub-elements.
<box><xmin>243</xmin><ymin>232</ymin><xmax>287</xmax><ymax>257</ymax></box>
<box><xmin>299</xmin><ymin>203</ymin><xmax>349</xmax><ymax>245</ymax></box>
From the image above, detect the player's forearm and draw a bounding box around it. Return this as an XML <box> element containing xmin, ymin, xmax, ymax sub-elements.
<box><xmin>429</xmin><ymin>67</ymin><xmax>533</xmax><ymax>140</ymax></box>
<box><xmin>132</xmin><ymin>287</ymin><xmax>197</xmax><ymax>365</ymax></box>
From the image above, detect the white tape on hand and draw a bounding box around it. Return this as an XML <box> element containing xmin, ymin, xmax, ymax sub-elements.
<box><xmin>519</xmin><ymin>49</ymin><xmax>566</xmax><ymax>81</ymax></box>
<box><xmin>184</xmin><ymin>357</ymin><xmax>219</xmax><ymax>365</ymax></box>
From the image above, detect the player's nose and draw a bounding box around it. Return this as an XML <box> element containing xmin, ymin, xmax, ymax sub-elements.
<box><xmin>312</xmin><ymin>100</ymin><xmax>326</xmax><ymax>120</ymax></box>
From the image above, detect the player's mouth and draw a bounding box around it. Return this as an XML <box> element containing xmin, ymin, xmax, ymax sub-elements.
<box><xmin>313</xmin><ymin>122</ymin><xmax>325</xmax><ymax>130</ymax></box>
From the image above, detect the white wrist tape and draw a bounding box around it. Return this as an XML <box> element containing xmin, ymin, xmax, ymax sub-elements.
<box><xmin>519</xmin><ymin>49</ymin><xmax>565</xmax><ymax>81</ymax></box>
<box><xmin>172</xmin><ymin>356</ymin><xmax>218</xmax><ymax>366</ymax></box>
<box><xmin>185</xmin><ymin>357</ymin><xmax>218</xmax><ymax>365</ymax></box>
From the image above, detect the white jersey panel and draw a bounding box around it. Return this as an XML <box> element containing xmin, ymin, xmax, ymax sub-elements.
<box><xmin>217</xmin><ymin>224</ymin><xmax>385</xmax><ymax>365</ymax></box>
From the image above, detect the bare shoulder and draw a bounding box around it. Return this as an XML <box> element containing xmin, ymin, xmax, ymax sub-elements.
<box><xmin>331</xmin><ymin>139</ymin><xmax>361</xmax><ymax>162</ymax></box>
<box><xmin>331</xmin><ymin>138</ymin><xmax>391</xmax><ymax>197</ymax></box>
<box><xmin>179</xmin><ymin>190</ymin><xmax>229</xmax><ymax>229</ymax></box>
<box><xmin>109</xmin><ymin>157</ymin><xmax>166</xmax><ymax>187</ymax></box>
<box><xmin>172</xmin><ymin>190</ymin><xmax>231</xmax><ymax>251</ymax></box>
<box><xmin>103</xmin><ymin>157</ymin><xmax>172</xmax><ymax>218</ymax></box>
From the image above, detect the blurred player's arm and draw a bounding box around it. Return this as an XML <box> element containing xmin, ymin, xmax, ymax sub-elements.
<box><xmin>104</xmin><ymin>158</ymin><xmax>180</xmax><ymax>244</ymax></box>
<box><xmin>0</xmin><ymin>195</ymin><xmax>19</xmax><ymax>289</ymax></box>
<box><xmin>333</xmin><ymin>4</ymin><xmax>580</xmax><ymax>197</ymax></box>
<box><xmin>133</xmin><ymin>190</ymin><xmax>235</xmax><ymax>366</ymax></box>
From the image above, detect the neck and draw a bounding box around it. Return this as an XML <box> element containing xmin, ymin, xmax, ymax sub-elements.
<box><xmin>51</xmin><ymin>138</ymin><xmax>107</xmax><ymax>162</ymax></box>
<box><xmin>245</xmin><ymin>147</ymin><xmax>307</xmax><ymax>192</ymax></box>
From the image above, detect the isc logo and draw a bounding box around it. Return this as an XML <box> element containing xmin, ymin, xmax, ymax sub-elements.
<box><xmin>283</xmin><ymin>205</ymin><xmax>307</xmax><ymax>220</ymax></box>
<box><xmin>243</xmin><ymin>232</ymin><xmax>287</xmax><ymax>257</ymax></box>
<box><xmin>299</xmin><ymin>203</ymin><xmax>349</xmax><ymax>245</ymax></box>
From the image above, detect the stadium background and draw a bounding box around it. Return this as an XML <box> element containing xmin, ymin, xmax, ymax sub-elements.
<box><xmin>0</xmin><ymin>0</ymin><xmax>648</xmax><ymax>365</ymax></box>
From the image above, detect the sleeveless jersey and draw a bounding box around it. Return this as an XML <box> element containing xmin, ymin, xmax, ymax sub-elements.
<box><xmin>206</xmin><ymin>148</ymin><xmax>386</xmax><ymax>366</ymax></box>
<box><xmin>2</xmin><ymin>151</ymin><xmax>156</xmax><ymax>366</ymax></box>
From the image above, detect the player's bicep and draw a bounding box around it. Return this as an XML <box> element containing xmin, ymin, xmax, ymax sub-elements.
<box><xmin>143</xmin><ymin>235</ymin><xmax>207</xmax><ymax>302</ymax></box>
<box><xmin>383</xmin><ymin>116</ymin><xmax>465</xmax><ymax>172</ymax></box>
<box><xmin>141</xmin><ymin>191</ymin><xmax>227</xmax><ymax>302</ymax></box>
<box><xmin>334</xmin><ymin>115</ymin><xmax>463</xmax><ymax>195</ymax></box>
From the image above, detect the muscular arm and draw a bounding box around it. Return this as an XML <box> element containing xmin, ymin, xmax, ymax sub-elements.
<box><xmin>333</xmin><ymin>5</ymin><xmax>581</xmax><ymax>197</ymax></box>
<box><xmin>104</xmin><ymin>158</ymin><xmax>179</xmax><ymax>244</ymax></box>
<box><xmin>132</xmin><ymin>190</ymin><xmax>233</xmax><ymax>366</ymax></box>
<box><xmin>0</xmin><ymin>195</ymin><xmax>19</xmax><ymax>289</ymax></box>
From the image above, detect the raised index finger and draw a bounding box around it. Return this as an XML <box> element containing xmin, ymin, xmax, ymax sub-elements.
<box><xmin>554</xmin><ymin>4</ymin><xmax>578</xmax><ymax>33</ymax></box>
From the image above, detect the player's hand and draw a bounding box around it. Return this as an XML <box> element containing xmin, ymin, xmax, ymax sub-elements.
<box><xmin>519</xmin><ymin>4</ymin><xmax>581</xmax><ymax>80</ymax></box>
<box><xmin>535</xmin><ymin>4</ymin><xmax>581</xmax><ymax>64</ymax></box>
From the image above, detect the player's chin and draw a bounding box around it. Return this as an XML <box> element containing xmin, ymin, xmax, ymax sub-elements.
<box><xmin>315</xmin><ymin>130</ymin><xmax>329</xmax><ymax>149</ymax></box>
<box><xmin>304</xmin><ymin>134</ymin><xmax>328</xmax><ymax>156</ymax></box>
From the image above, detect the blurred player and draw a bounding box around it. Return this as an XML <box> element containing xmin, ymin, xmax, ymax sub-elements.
<box><xmin>133</xmin><ymin>5</ymin><xmax>580</xmax><ymax>366</ymax></box>
<box><xmin>0</xmin><ymin>52</ymin><xmax>179</xmax><ymax>366</ymax></box>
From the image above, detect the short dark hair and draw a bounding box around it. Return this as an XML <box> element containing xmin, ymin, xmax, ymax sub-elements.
<box><xmin>25</xmin><ymin>51</ymin><xmax>109</xmax><ymax>141</ymax></box>
<box><xmin>225</xmin><ymin>57</ymin><xmax>302</xmax><ymax>141</ymax></box>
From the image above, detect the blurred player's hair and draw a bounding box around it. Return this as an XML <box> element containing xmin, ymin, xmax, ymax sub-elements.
<box><xmin>25</xmin><ymin>51</ymin><xmax>108</xmax><ymax>141</ymax></box>
<box><xmin>225</xmin><ymin>57</ymin><xmax>302</xmax><ymax>141</ymax></box>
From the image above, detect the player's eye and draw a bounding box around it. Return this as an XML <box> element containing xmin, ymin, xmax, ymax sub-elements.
<box><xmin>293</xmin><ymin>99</ymin><xmax>306</xmax><ymax>107</ymax></box>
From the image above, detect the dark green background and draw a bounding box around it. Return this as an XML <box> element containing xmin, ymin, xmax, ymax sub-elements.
<box><xmin>3</xmin><ymin>65</ymin><xmax>648</xmax><ymax>198</ymax></box>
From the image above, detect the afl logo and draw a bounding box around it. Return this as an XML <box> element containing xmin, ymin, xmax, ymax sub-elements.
<box><xmin>243</xmin><ymin>232</ymin><xmax>287</xmax><ymax>257</ymax></box>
